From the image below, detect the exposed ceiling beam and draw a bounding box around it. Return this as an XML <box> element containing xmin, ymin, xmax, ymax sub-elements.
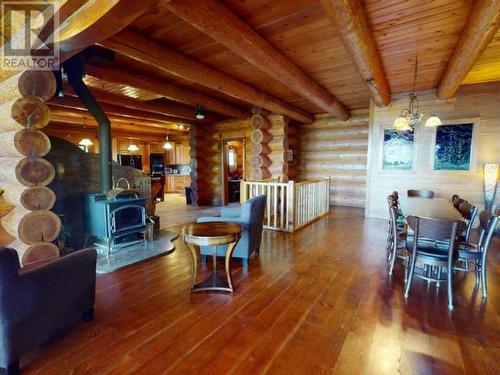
<box><xmin>100</xmin><ymin>30</ymin><xmax>315</xmax><ymax>123</ymax></box>
<box><xmin>437</xmin><ymin>0</ymin><xmax>500</xmax><ymax>99</ymax></box>
<box><xmin>54</xmin><ymin>0</ymin><xmax>156</xmax><ymax>53</ymax></box>
<box><xmin>48</xmin><ymin>118</ymin><xmax>183</xmax><ymax>137</ymax></box>
<box><xmin>85</xmin><ymin>65</ymin><xmax>248</xmax><ymax>119</ymax></box>
<box><xmin>166</xmin><ymin>0</ymin><xmax>350</xmax><ymax>120</ymax></box>
<box><xmin>64</xmin><ymin>85</ymin><xmax>221</xmax><ymax>123</ymax></box>
<box><xmin>62</xmin><ymin>85</ymin><xmax>220</xmax><ymax>122</ymax></box>
<box><xmin>1</xmin><ymin>0</ymin><xmax>156</xmax><ymax>83</ymax></box>
<box><xmin>49</xmin><ymin>107</ymin><xmax>186</xmax><ymax>132</ymax></box>
<box><xmin>320</xmin><ymin>0</ymin><xmax>391</xmax><ymax>107</ymax></box>
<box><xmin>48</xmin><ymin>96</ymin><xmax>196</xmax><ymax>126</ymax></box>
<box><xmin>46</xmin><ymin>123</ymin><xmax>188</xmax><ymax>142</ymax></box>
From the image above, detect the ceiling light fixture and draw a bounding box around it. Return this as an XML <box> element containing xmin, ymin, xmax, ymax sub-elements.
<box><xmin>393</xmin><ymin>56</ymin><xmax>441</xmax><ymax>131</ymax></box>
<box><xmin>163</xmin><ymin>134</ymin><xmax>173</xmax><ymax>150</ymax></box>
<box><xmin>195</xmin><ymin>105</ymin><xmax>205</xmax><ymax>120</ymax></box>
<box><xmin>127</xmin><ymin>144</ymin><xmax>139</xmax><ymax>152</ymax></box>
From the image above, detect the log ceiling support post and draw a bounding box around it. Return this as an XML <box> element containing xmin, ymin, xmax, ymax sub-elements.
<box><xmin>437</xmin><ymin>0</ymin><xmax>500</xmax><ymax>99</ymax></box>
<box><xmin>320</xmin><ymin>0</ymin><xmax>391</xmax><ymax>107</ymax></box>
<box><xmin>166</xmin><ymin>0</ymin><xmax>350</xmax><ymax>120</ymax></box>
<box><xmin>100</xmin><ymin>30</ymin><xmax>315</xmax><ymax>124</ymax></box>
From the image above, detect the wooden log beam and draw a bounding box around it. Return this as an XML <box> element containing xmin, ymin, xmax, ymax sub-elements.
<box><xmin>437</xmin><ymin>0</ymin><xmax>500</xmax><ymax>99</ymax></box>
<box><xmin>48</xmin><ymin>116</ymin><xmax>179</xmax><ymax>136</ymax></box>
<box><xmin>48</xmin><ymin>106</ymin><xmax>187</xmax><ymax>132</ymax></box>
<box><xmin>166</xmin><ymin>0</ymin><xmax>350</xmax><ymax>120</ymax></box>
<box><xmin>62</xmin><ymin>85</ymin><xmax>219</xmax><ymax>122</ymax></box>
<box><xmin>86</xmin><ymin>66</ymin><xmax>247</xmax><ymax>119</ymax></box>
<box><xmin>100</xmin><ymin>30</ymin><xmax>314</xmax><ymax>123</ymax></box>
<box><xmin>55</xmin><ymin>0</ymin><xmax>156</xmax><ymax>53</ymax></box>
<box><xmin>320</xmin><ymin>0</ymin><xmax>390</xmax><ymax>107</ymax></box>
<box><xmin>1</xmin><ymin>0</ymin><xmax>156</xmax><ymax>84</ymax></box>
<box><xmin>48</xmin><ymin>96</ymin><xmax>195</xmax><ymax>126</ymax></box>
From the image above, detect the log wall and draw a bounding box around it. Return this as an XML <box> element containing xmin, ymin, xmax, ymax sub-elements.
<box><xmin>0</xmin><ymin>70</ymin><xmax>61</xmax><ymax>266</ymax></box>
<box><xmin>298</xmin><ymin>109</ymin><xmax>369</xmax><ymax>208</ymax></box>
<box><xmin>366</xmin><ymin>83</ymin><xmax>500</xmax><ymax>219</ymax></box>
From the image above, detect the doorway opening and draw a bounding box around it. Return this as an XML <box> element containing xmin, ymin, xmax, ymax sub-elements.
<box><xmin>222</xmin><ymin>138</ymin><xmax>245</xmax><ymax>205</ymax></box>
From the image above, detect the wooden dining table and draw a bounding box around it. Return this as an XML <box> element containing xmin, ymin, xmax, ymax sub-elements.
<box><xmin>399</xmin><ymin>197</ymin><xmax>464</xmax><ymax>220</ymax></box>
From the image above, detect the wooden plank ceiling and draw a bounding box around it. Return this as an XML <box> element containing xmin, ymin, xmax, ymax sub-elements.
<box><xmin>50</xmin><ymin>0</ymin><xmax>499</xmax><ymax>126</ymax></box>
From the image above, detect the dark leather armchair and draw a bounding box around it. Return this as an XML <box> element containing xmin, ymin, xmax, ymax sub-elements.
<box><xmin>0</xmin><ymin>247</ymin><xmax>97</xmax><ymax>375</ymax></box>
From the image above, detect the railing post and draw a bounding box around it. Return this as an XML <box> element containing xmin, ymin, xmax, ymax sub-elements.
<box><xmin>287</xmin><ymin>180</ymin><xmax>295</xmax><ymax>232</ymax></box>
<box><xmin>325</xmin><ymin>177</ymin><xmax>331</xmax><ymax>214</ymax></box>
<box><xmin>240</xmin><ymin>180</ymin><xmax>247</xmax><ymax>204</ymax></box>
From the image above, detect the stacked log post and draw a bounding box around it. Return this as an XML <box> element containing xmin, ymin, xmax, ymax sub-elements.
<box><xmin>189</xmin><ymin>125</ymin><xmax>216</xmax><ymax>206</ymax></box>
<box><xmin>0</xmin><ymin>69</ymin><xmax>60</xmax><ymax>266</ymax></box>
<box><xmin>287</xmin><ymin>123</ymin><xmax>300</xmax><ymax>179</ymax></box>
<box><xmin>250</xmin><ymin>114</ymin><xmax>272</xmax><ymax>180</ymax></box>
<box><xmin>267</xmin><ymin>115</ymin><xmax>290</xmax><ymax>182</ymax></box>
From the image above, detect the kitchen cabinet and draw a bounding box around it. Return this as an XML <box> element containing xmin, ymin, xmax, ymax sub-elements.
<box><xmin>165</xmin><ymin>146</ymin><xmax>176</xmax><ymax>165</ymax></box>
<box><xmin>165</xmin><ymin>175</ymin><xmax>176</xmax><ymax>193</ymax></box>
<box><xmin>176</xmin><ymin>144</ymin><xmax>191</xmax><ymax>165</ymax></box>
<box><xmin>165</xmin><ymin>175</ymin><xmax>191</xmax><ymax>193</ymax></box>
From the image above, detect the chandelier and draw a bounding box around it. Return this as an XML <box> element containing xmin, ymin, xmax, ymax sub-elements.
<box><xmin>393</xmin><ymin>57</ymin><xmax>441</xmax><ymax>131</ymax></box>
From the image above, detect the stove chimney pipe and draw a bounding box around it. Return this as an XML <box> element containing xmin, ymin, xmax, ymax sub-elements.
<box><xmin>64</xmin><ymin>52</ymin><xmax>112</xmax><ymax>194</ymax></box>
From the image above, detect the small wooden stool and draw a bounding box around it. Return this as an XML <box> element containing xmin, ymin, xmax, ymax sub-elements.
<box><xmin>182</xmin><ymin>222</ymin><xmax>241</xmax><ymax>292</ymax></box>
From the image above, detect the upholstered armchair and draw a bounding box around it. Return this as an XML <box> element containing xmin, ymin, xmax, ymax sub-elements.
<box><xmin>0</xmin><ymin>247</ymin><xmax>97</xmax><ymax>375</ymax></box>
<box><xmin>197</xmin><ymin>195</ymin><xmax>266</xmax><ymax>267</ymax></box>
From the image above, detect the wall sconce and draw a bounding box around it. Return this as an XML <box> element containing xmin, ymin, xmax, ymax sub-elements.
<box><xmin>483</xmin><ymin>163</ymin><xmax>499</xmax><ymax>211</ymax></box>
<box><xmin>78</xmin><ymin>138</ymin><xmax>94</xmax><ymax>152</ymax></box>
<box><xmin>127</xmin><ymin>144</ymin><xmax>139</xmax><ymax>152</ymax></box>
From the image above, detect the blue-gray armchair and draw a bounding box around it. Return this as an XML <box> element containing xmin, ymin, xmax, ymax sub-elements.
<box><xmin>0</xmin><ymin>247</ymin><xmax>97</xmax><ymax>375</ymax></box>
<box><xmin>197</xmin><ymin>195</ymin><xmax>266</xmax><ymax>268</ymax></box>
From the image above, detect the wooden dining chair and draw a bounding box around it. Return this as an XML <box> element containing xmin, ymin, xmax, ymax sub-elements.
<box><xmin>404</xmin><ymin>216</ymin><xmax>463</xmax><ymax>310</ymax></box>
<box><xmin>385</xmin><ymin>193</ymin><xmax>405</xmax><ymax>250</ymax></box>
<box><xmin>452</xmin><ymin>196</ymin><xmax>464</xmax><ymax>210</ymax></box>
<box><xmin>407</xmin><ymin>189</ymin><xmax>435</xmax><ymax>198</ymax></box>
<box><xmin>387</xmin><ymin>203</ymin><xmax>407</xmax><ymax>276</ymax></box>
<box><xmin>455</xmin><ymin>211</ymin><xmax>499</xmax><ymax>298</ymax></box>
<box><xmin>458</xmin><ymin>201</ymin><xmax>478</xmax><ymax>242</ymax></box>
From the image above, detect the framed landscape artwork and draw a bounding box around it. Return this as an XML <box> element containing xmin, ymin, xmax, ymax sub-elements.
<box><xmin>433</xmin><ymin>123</ymin><xmax>474</xmax><ymax>171</ymax></box>
<box><xmin>382</xmin><ymin>129</ymin><xmax>414</xmax><ymax>170</ymax></box>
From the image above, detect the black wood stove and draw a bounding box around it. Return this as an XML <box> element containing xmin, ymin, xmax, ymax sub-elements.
<box><xmin>84</xmin><ymin>190</ymin><xmax>146</xmax><ymax>254</ymax></box>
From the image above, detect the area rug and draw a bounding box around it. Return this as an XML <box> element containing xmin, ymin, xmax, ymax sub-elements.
<box><xmin>96</xmin><ymin>230</ymin><xmax>178</xmax><ymax>274</ymax></box>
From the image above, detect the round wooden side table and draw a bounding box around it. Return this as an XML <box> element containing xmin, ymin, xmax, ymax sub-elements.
<box><xmin>182</xmin><ymin>221</ymin><xmax>242</xmax><ymax>293</ymax></box>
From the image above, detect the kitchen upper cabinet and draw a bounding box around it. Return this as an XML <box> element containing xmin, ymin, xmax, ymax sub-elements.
<box><xmin>165</xmin><ymin>143</ymin><xmax>190</xmax><ymax>165</ymax></box>
<box><xmin>165</xmin><ymin>146</ymin><xmax>176</xmax><ymax>164</ymax></box>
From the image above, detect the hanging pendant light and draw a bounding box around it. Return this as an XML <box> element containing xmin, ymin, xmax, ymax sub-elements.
<box><xmin>393</xmin><ymin>56</ymin><xmax>441</xmax><ymax>131</ymax></box>
<box><xmin>163</xmin><ymin>134</ymin><xmax>173</xmax><ymax>150</ymax></box>
<box><xmin>78</xmin><ymin>118</ymin><xmax>93</xmax><ymax>152</ymax></box>
<box><xmin>78</xmin><ymin>138</ymin><xmax>94</xmax><ymax>147</ymax></box>
<box><xmin>127</xmin><ymin>144</ymin><xmax>139</xmax><ymax>152</ymax></box>
<box><xmin>195</xmin><ymin>105</ymin><xmax>205</xmax><ymax>120</ymax></box>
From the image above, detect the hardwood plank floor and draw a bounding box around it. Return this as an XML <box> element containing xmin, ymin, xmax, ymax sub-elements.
<box><xmin>22</xmin><ymin>207</ymin><xmax>500</xmax><ymax>374</ymax></box>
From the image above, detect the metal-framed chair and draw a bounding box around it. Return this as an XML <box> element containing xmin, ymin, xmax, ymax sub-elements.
<box><xmin>407</xmin><ymin>189</ymin><xmax>435</xmax><ymax>198</ymax></box>
<box><xmin>404</xmin><ymin>216</ymin><xmax>464</xmax><ymax>310</ymax></box>
<box><xmin>455</xmin><ymin>211</ymin><xmax>499</xmax><ymax>298</ymax></box>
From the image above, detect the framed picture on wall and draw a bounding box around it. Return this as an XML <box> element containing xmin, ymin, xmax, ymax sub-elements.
<box><xmin>382</xmin><ymin>128</ymin><xmax>414</xmax><ymax>170</ymax></box>
<box><xmin>433</xmin><ymin>123</ymin><xmax>474</xmax><ymax>171</ymax></box>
